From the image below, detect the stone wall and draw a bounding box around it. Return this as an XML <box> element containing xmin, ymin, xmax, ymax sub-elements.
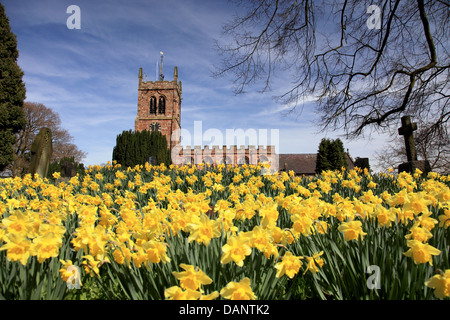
<box><xmin>171</xmin><ymin>145</ymin><xmax>278</xmax><ymax>172</ymax></box>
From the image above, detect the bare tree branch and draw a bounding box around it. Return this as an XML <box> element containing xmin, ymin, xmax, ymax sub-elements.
<box><xmin>214</xmin><ymin>0</ymin><xmax>450</xmax><ymax>141</ymax></box>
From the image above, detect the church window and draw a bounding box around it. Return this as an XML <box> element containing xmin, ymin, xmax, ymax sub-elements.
<box><xmin>238</xmin><ymin>156</ymin><xmax>249</xmax><ymax>166</ymax></box>
<box><xmin>258</xmin><ymin>155</ymin><xmax>269</xmax><ymax>164</ymax></box>
<box><xmin>203</xmin><ymin>156</ymin><xmax>214</xmax><ymax>165</ymax></box>
<box><xmin>149</xmin><ymin>96</ymin><xmax>157</xmax><ymax>114</ymax></box>
<box><xmin>158</xmin><ymin>96</ymin><xmax>166</xmax><ymax>114</ymax></box>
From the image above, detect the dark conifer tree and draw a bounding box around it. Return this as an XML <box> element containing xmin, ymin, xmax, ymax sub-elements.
<box><xmin>0</xmin><ymin>3</ymin><xmax>26</xmax><ymax>171</ymax></box>
<box><xmin>316</xmin><ymin>138</ymin><xmax>331</xmax><ymax>174</ymax></box>
<box><xmin>112</xmin><ymin>130</ymin><xmax>171</xmax><ymax>168</ymax></box>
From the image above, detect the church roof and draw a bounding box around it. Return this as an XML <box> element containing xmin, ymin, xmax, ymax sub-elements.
<box><xmin>278</xmin><ymin>153</ymin><xmax>355</xmax><ymax>175</ymax></box>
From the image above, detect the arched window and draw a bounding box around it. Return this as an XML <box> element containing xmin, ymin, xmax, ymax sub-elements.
<box><xmin>149</xmin><ymin>96</ymin><xmax>157</xmax><ymax>114</ymax></box>
<box><xmin>158</xmin><ymin>96</ymin><xmax>166</xmax><ymax>114</ymax></box>
<box><xmin>220</xmin><ymin>156</ymin><xmax>232</xmax><ymax>165</ymax></box>
<box><xmin>258</xmin><ymin>155</ymin><xmax>269</xmax><ymax>164</ymax></box>
<box><xmin>238</xmin><ymin>156</ymin><xmax>249</xmax><ymax>166</ymax></box>
<box><xmin>203</xmin><ymin>156</ymin><xmax>214</xmax><ymax>165</ymax></box>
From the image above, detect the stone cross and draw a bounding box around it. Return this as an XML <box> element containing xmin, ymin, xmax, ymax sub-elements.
<box><xmin>29</xmin><ymin>127</ymin><xmax>53</xmax><ymax>178</ymax></box>
<box><xmin>398</xmin><ymin>115</ymin><xmax>418</xmax><ymax>162</ymax></box>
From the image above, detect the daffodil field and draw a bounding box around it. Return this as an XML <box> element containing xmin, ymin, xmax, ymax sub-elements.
<box><xmin>0</xmin><ymin>163</ymin><xmax>449</xmax><ymax>300</ymax></box>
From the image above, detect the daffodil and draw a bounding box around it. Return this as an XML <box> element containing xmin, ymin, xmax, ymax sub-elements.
<box><xmin>374</xmin><ymin>205</ymin><xmax>396</xmax><ymax>228</ymax></box>
<box><xmin>403</xmin><ymin>240</ymin><xmax>441</xmax><ymax>265</ymax></box>
<box><xmin>337</xmin><ymin>220</ymin><xmax>367</xmax><ymax>241</ymax></box>
<box><xmin>52</xmin><ymin>172</ymin><xmax>61</xmax><ymax>179</ymax></box>
<box><xmin>1</xmin><ymin>210</ymin><xmax>35</xmax><ymax>238</ymax></box>
<box><xmin>425</xmin><ymin>270</ymin><xmax>450</xmax><ymax>299</ymax></box>
<box><xmin>31</xmin><ymin>232</ymin><xmax>63</xmax><ymax>263</ymax></box>
<box><xmin>143</xmin><ymin>239</ymin><xmax>171</xmax><ymax>264</ymax></box>
<box><xmin>405</xmin><ymin>223</ymin><xmax>433</xmax><ymax>242</ymax></box>
<box><xmin>0</xmin><ymin>233</ymin><xmax>32</xmax><ymax>265</ymax></box>
<box><xmin>82</xmin><ymin>255</ymin><xmax>101</xmax><ymax>276</ymax></box>
<box><xmin>291</xmin><ymin>214</ymin><xmax>314</xmax><ymax>237</ymax></box>
<box><xmin>186</xmin><ymin>214</ymin><xmax>221</xmax><ymax>246</ymax></box>
<box><xmin>164</xmin><ymin>286</ymin><xmax>202</xmax><ymax>300</ymax></box>
<box><xmin>220</xmin><ymin>234</ymin><xmax>252</xmax><ymax>267</ymax></box>
<box><xmin>220</xmin><ymin>277</ymin><xmax>256</xmax><ymax>300</ymax></box>
<box><xmin>274</xmin><ymin>251</ymin><xmax>303</xmax><ymax>278</ymax></box>
<box><xmin>438</xmin><ymin>209</ymin><xmax>450</xmax><ymax>229</ymax></box>
<box><xmin>59</xmin><ymin>260</ymin><xmax>82</xmax><ymax>289</ymax></box>
<box><xmin>172</xmin><ymin>264</ymin><xmax>213</xmax><ymax>291</ymax></box>
<box><xmin>304</xmin><ymin>251</ymin><xmax>324</xmax><ymax>274</ymax></box>
<box><xmin>259</xmin><ymin>201</ymin><xmax>279</xmax><ymax>228</ymax></box>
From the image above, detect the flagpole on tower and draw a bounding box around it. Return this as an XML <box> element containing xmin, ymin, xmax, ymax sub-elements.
<box><xmin>159</xmin><ymin>51</ymin><xmax>164</xmax><ymax>81</ymax></box>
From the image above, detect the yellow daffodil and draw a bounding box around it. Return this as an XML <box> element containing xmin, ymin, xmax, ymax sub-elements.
<box><xmin>0</xmin><ymin>233</ymin><xmax>32</xmax><ymax>265</ymax></box>
<box><xmin>405</xmin><ymin>223</ymin><xmax>433</xmax><ymax>243</ymax></box>
<box><xmin>304</xmin><ymin>251</ymin><xmax>324</xmax><ymax>274</ymax></box>
<box><xmin>403</xmin><ymin>240</ymin><xmax>441</xmax><ymax>265</ymax></box>
<box><xmin>375</xmin><ymin>205</ymin><xmax>396</xmax><ymax>228</ymax></box>
<box><xmin>143</xmin><ymin>239</ymin><xmax>171</xmax><ymax>264</ymax></box>
<box><xmin>186</xmin><ymin>214</ymin><xmax>221</xmax><ymax>246</ymax></box>
<box><xmin>31</xmin><ymin>232</ymin><xmax>63</xmax><ymax>263</ymax></box>
<box><xmin>59</xmin><ymin>260</ymin><xmax>82</xmax><ymax>289</ymax></box>
<box><xmin>220</xmin><ymin>234</ymin><xmax>252</xmax><ymax>267</ymax></box>
<box><xmin>425</xmin><ymin>270</ymin><xmax>450</xmax><ymax>299</ymax></box>
<box><xmin>164</xmin><ymin>286</ymin><xmax>202</xmax><ymax>300</ymax></box>
<box><xmin>274</xmin><ymin>251</ymin><xmax>303</xmax><ymax>278</ymax></box>
<box><xmin>259</xmin><ymin>201</ymin><xmax>279</xmax><ymax>228</ymax></box>
<box><xmin>220</xmin><ymin>277</ymin><xmax>256</xmax><ymax>300</ymax></box>
<box><xmin>82</xmin><ymin>255</ymin><xmax>101</xmax><ymax>276</ymax></box>
<box><xmin>438</xmin><ymin>209</ymin><xmax>450</xmax><ymax>229</ymax></box>
<box><xmin>172</xmin><ymin>264</ymin><xmax>213</xmax><ymax>291</ymax></box>
<box><xmin>52</xmin><ymin>172</ymin><xmax>61</xmax><ymax>179</ymax></box>
<box><xmin>337</xmin><ymin>220</ymin><xmax>367</xmax><ymax>241</ymax></box>
<box><xmin>291</xmin><ymin>214</ymin><xmax>314</xmax><ymax>237</ymax></box>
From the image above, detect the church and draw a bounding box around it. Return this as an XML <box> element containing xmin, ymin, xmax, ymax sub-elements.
<box><xmin>134</xmin><ymin>55</ymin><xmax>359</xmax><ymax>175</ymax></box>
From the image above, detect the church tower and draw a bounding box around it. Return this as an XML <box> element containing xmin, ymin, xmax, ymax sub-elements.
<box><xmin>135</xmin><ymin>53</ymin><xmax>182</xmax><ymax>150</ymax></box>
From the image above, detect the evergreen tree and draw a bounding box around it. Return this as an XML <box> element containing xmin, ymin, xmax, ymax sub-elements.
<box><xmin>316</xmin><ymin>138</ymin><xmax>331</xmax><ymax>174</ymax></box>
<box><xmin>316</xmin><ymin>138</ymin><xmax>348</xmax><ymax>174</ymax></box>
<box><xmin>112</xmin><ymin>130</ymin><xmax>171</xmax><ymax>168</ymax></box>
<box><xmin>0</xmin><ymin>3</ymin><xmax>26</xmax><ymax>171</ymax></box>
<box><xmin>333</xmin><ymin>138</ymin><xmax>348</xmax><ymax>170</ymax></box>
<box><xmin>327</xmin><ymin>138</ymin><xmax>347</xmax><ymax>171</ymax></box>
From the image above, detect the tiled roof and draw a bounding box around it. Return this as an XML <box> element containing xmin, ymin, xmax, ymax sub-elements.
<box><xmin>279</xmin><ymin>153</ymin><xmax>355</xmax><ymax>175</ymax></box>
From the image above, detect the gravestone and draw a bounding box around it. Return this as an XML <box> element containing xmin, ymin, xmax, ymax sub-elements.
<box><xmin>148</xmin><ymin>156</ymin><xmax>157</xmax><ymax>165</ymax></box>
<box><xmin>29</xmin><ymin>127</ymin><xmax>53</xmax><ymax>178</ymax></box>
<box><xmin>61</xmin><ymin>160</ymin><xmax>76</xmax><ymax>178</ymax></box>
<box><xmin>397</xmin><ymin>116</ymin><xmax>431</xmax><ymax>174</ymax></box>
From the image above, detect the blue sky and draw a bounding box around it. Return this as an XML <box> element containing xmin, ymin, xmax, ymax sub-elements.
<box><xmin>3</xmin><ymin>0</ymin><xmax>391</xmax><ymax>170</ymax></box>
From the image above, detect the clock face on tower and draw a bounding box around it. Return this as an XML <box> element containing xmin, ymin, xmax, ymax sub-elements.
<box><xmin>150</xmin><ymin>122</ymin><xmax>161</xmax><ymax>132</ymax></box>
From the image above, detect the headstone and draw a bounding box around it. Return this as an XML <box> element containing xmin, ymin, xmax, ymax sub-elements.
<box><xmin>29</xmin><ymin>127</ymin><xmax>53</xmax><ymax>178</ymax></box>
<box><xmin>61</xmin><ymin>160</ymin><xmax>76</xmax><ymax>178</ymax></box>
<box><xmin>397</xmin><ymin>116</ymin><xmax>431</xmax><ymax>174</ymax></box>
<box><xmin>148</xmin><ymin>156</ymin><xmax>157</xmax><ymax>165</ymax></box>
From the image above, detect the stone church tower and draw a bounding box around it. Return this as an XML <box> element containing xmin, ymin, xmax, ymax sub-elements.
<box><xmin>135</xmin><ymin>58</ymin><xmax>181</xmax><ymax>150</ymax></box>
<box><xmin>134</xmin><ymin>55</ymin><xmax>278</xmax><ymax>173</ymax></box>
